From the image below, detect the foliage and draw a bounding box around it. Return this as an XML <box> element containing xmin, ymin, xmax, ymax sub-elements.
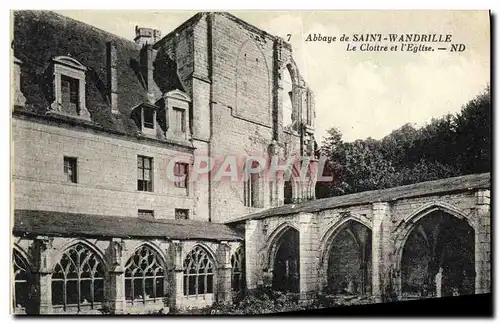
<box><xmin>317</xmin><ymin>86</ymin><xmax>491</xmax><ymax>197</ymax></box>
<box><xmin>174</xmin><ymin>287</ymin><xmax>304</xmax><ymax>315</ymax></box>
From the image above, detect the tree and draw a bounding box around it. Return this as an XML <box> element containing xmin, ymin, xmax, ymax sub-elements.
<box><xmin>317</xmin><ymin>86</ymin><xmax>491</xmax><ymax>197</ymax></box>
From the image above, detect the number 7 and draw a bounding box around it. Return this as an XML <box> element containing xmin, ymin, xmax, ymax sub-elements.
<box><xmin>287</xmin><ymin>34</ymin><xmax>291</xmax><ymax>42</ymax></box>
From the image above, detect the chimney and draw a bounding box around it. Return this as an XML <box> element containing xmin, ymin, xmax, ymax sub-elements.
<box><xmin>140</xmin><ymin>44</ymin><xmax>154</xmax><ymax>97</ymax></box>
<box><xmin>106</xmin><ymin>41</ymin><xmax>118</xmax><ymax>114</ymax></box>
<box><xmin>13</xmin><ymin>56</ymin><xmax>26</xmax><ymax>107</ymax></box>
<box><xmin>134</xmin><ymin>26</ymin><xmax>161</xmax><ymax>47</ymax></box>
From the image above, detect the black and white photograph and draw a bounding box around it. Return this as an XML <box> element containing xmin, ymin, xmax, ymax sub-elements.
<box><xmin>8</xmin><ymin>8</ymin><xmax>492</xmax><ymax>316</ymax></box>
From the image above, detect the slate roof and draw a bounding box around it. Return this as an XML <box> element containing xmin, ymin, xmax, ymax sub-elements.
<box><xmin>226</xmin><ymin>173</ymin><xmax>491</xmax><ymax>224</ymax></box>
<box><xmin>14</xmin><ymin>209</ymin><xmax>243</xmax><ymax>241</ymax></box>
<box><xmin>12</xmin><ymin>10</ymin><xmax>191</xmax><ymax>149</ymax></box>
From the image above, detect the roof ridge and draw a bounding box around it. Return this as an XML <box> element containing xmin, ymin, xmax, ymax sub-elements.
<box><xmin>16</xmin><ymin>10</ymin><xmax>140</xmax><ymax>49</ymax></box>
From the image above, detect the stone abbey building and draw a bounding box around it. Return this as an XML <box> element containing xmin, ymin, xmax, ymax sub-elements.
<box><xmin>11</xmin><ymin>11</ymin><xmax>490</xmax><ymax>315</ymax></box>
<box><xmin>11</xmin><ymin>10</ymin><xmax>317</xmax><ymax>314</ymax></box>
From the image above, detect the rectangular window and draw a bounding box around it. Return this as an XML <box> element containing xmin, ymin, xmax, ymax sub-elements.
<box><xmin>143</xmin><ymin>107</ymin><xmax>155</xmax><ymax>129</ymax></box>
<box><xmin>174</xmin><ymin>162</ymin><xmax>188</xmax><ymax>188</ymax></box>
<box><xmin>138</xmin><ymin>209</ymin><xmax>154</xmax><ymax>218</ymax></box>
<box><xmin>175</xmin><ymin>209</ymin><xmax>189</xmax><ymax>220</ymax></box>
<box><xmin>64</xmin><ymin>156</ymin><xmax>78</xmax><ymax>183</ymax></box>
<box><xmin>137</xmin><ymin>155</ymin><xmax>153</xmax><ymax>192</ymax></box>
<box><xmin>173</xmin><ymin>107</ymin><xmax>186</xmax><ymax>133</ymax></box>
<box><xmin>61</xmin><ymin>75</ymin><xmax>79</xmax><ymax>113</ymax></box>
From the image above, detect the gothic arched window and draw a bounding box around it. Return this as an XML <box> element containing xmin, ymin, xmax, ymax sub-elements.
<box><xmin>13</xmin><ymin>250</ymin><xmax>32</xmax><ymax>312</ymax></box>
<box><xmin>125</xmin><ymin>245</ymin><xmax>166</xmax><ymax>303</ymax></box>
<box><xmin>51</xmin><ymin>243</ymin><xmax>105</xmax><ymax>311</ymax></box>
<box><xmin>231</xmin><ymin>246</ymin><xmax>245</xmax><ymax>292</ymax></box>
<box><xmin>183</xmin><ymin>246</ymin><xmax>214</xmax><ymax>296</ymax></box>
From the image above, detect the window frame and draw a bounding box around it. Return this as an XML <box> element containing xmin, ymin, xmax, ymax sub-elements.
<box><xmin>231</xmin><ymin>246</ymin><xmax>245</xmax><ymax>293</ymax></box>
<box><xmin>175</xmin><ymin>208</ymin><xmax>189</xmax><ymax>220</ymax></box>
<box><xmin>13</xmin><ymin>250</ymin><xmax>32</xmax><ymax>313</ymax></box>
<box><xmin>64</xmin><ymin>156</ymin><xmax>78</xmax><ymax>184</ymax></box>
<box><xmin>48</xmin><ymin>56</ymin><xmax>90</xmax><ymax>121</ymax></box>
<box><xmin>137</xmin><ymin>155</ymin><xmax>153</xmax><ymax>192</ymax></box>
<box><xmin>124</xmin><ymin>245</ymin><xmax>166</xmax><ymax>305</ymax></box>
<box><xmin>51</xmin><ymin>243</ymin><xmax>105</xmax><ymax>312</ymax></box>
<box><xmin>173</xmin><ymin>162</ymin><xmax>189</xmax><ymax>189</ymax></box>
<box><xmin>183</xmin><ymin>246</ymin><xmax>215</xmax><ymax>296</ymax></box>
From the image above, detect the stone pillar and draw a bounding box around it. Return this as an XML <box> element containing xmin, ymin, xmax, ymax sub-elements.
<box><xmin>273</xmin><ymin>37</ymin><xmax>285</xmax><ymax>142</ymax></box>
<box><xmin>33</xmin><ymin>236</ymin><xmax>54</xmax><ymax>314</ymax></box>
<box><xmin>108</xmin><ymin>239</ymin><xmax>125</xmax><ymax>314</ymax></box>
<box><xmin>216</xmin><ymin>241</ymin><xmax>232</xmax><ymax>304</ymax></box>
<box><xmin>371</xmin><ymin>202</ymin><xmax>391</xmax><ymax>302</ymax></box>
<box><xmin>106</xmin><ymin>41</ymin><xmax>119</xmax><ymax>115</ymax></box>
<box><xmin>169</xmin><ymin>241</ymin><xmax>184</xmax><ymax>310</ymax></box>
<box><xmin>298</xmin><ymin>213</ymin><xmax>317</xmax><ymax>302</ymax></box>
<box><xmin>245</xmin><ymin>220</ymin><xmax>261</xmax><ymax>290</ymax></box>
<box><xmin>474</xmin><ymin>189</ymin><xmax>491</xmax><ymax>294</ymax></box>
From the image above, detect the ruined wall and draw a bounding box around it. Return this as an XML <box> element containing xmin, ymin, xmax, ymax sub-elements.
<box><xmin>242</xmin><ymin>187</ymin><xmax>491</xmax><ymax>302</ymax></box>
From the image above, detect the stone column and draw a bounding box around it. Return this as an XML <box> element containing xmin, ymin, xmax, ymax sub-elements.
<box><xmin>273</xmin><ymin>37</ymin><xmax>285</xmax><ymax>142</ymax></box>
<box><xmin>474</xmin><ymin>189</ymin><xmax>491</xmax><ymax>294</ymax></box>
<box><xmin>298</xmin><ymin>213</ymin><xmax>317</xmax><ymax>302</ymax></box>
<box><xmin>33</xmin><ymin>236</ymin><xmax>54</xmax><ymax>314</ymax></box>
<box><xmin>245</xmin><ymin>220</ymin><xmax>261</xmax><ymax>290</ymax></box>
<box><xmin>108</xmin><ymin>239</ymin><xmax>125</xmax><ymax>314</ymax></box>
<box><xmin>216</xmin><ymin>241</ymin><xmax>232</xmax><ymax>304</ymax></box>
<box><xmin>371</xmin><ymin>202</ymin><xmax>391</xmax><ymax>302</ymax></box>
<box><xmin>169</xmin><ymin>241</ymin><xmax>184</xmax><ymax>310</ymax></box>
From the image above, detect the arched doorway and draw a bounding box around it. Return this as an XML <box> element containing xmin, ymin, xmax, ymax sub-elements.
<box><xmin>272</xmin><ymin>227</ymin><xmax>300</xmax><ymax>293</ymax></box>
<box><xmin>401</xmin><ymin>210</ymin><xmax>475</xmax><ymax>299</ymax></box>
<box><xmin>325</xmin><ymin>220</ymin><xmax>372</xmax><ymax>296</ymax></box>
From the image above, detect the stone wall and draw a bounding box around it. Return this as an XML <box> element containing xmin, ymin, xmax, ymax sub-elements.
<box><xmin>12</xmin><ymin>118</ymin><xmax>199</xmax><ymax>221</ymax></box>
<box><xmin>12</xmin><ymin>235</ymin><xmax>243</xmax><ymax>314</ymax></box>
<box><xmin>242</xmin><ymin>186</ymin><xmax>491</xmax><ymax>302</ymax></box>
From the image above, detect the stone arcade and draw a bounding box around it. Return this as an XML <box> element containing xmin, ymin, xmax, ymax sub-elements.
<box><xmin>11</xmin><ymin>11</ymin><xmax>490</xmax><ymax>315</ymax></box>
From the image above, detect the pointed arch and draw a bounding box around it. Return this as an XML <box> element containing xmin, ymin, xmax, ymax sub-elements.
<box><xmin>265</xmin><ymin>222</ymin><xmax>300</xmax><ymax>267</ymax></box>
<box><xmin>12</xmin><ymin>248</ymin><xmax>35</xmax><ymax>313</ymax></box>
<box><xmin>394</xmin><ymin>203</ymin><xmax>476</xmax><ymax>298</ymax></box>
<box><xmin>394</xmin><ymin>202</ymin><xmax>476</xmax><ymax>269</ymax></box>
<box><xmin>235</xmin><ymin>38</ymin><xmax>272</xmax><ymax>123</ymax></box>
<box><xmin>51</xmin><ymin>242</ymin><xmax>106</xmax><ymax>311</ymax></box>
<box><xmin>183</xmin><ymin>245</ymin><xmax>216</xmax><ymax>296</ymax></box>
<box><xmin>318</xmin><ymin>215</ymin><xmax>373</xmax><ymax>265</ymax></box>
<box><xmin>53</xmin><ymin>238</ymin><xmax>108</xmax><ymax>272</ymax></box>
<box><xmin>267</xmin><ymin>223</ymin><xmax>300</xmax><ymax>293</ymax></box>
<box><xmin>124</xmin><ymin>243</ymin><xmax>167</xmax><ymax>303</ymax></box>
<box><xmin>318</xmin><ymin>217</ymin><xmax>372</xmax><ymax>295</ymax></box>
<box><xmin>231</xmin><ymin>245</ymin><xmax>245</xmax><ymax>293</ymax></box>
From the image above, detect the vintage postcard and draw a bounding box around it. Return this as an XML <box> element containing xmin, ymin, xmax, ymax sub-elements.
<box><xmin>10</xmin><ymin>10</ymin><xmax>491</xmax><ymax>316</ymax></box>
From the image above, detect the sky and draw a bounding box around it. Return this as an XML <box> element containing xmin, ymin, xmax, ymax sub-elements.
<box><xmin>55</xmin><ymin>10</ymin><xmax>490</xmax><ymax>143</ymax></box>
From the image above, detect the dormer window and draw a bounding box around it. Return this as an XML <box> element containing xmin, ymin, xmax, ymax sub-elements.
<box><xmin>173</xmin><ymin>107</ymin><xmax>186</xmax><ymax>134</ymax></box>
<box><xmin>142</xmin><ymin>106</ymin><xmax>155</xmax><ymax>129</ymax></box>
<box><xmin>164</xmin><ymin>90</ymin><xmax>191</xmax><ymax>141</ymax></box>
<box><xmin>48</xmin><ymin>56</ymin><xmax>90</xmax><ymax>121</ymax></box>
<box><xmin>61</xmin><ymin>75</ymin><xmax>79</xmax><ymax>113</ymax></box>
<box><xmin>131</xmin><ymin>102</ymin><xmax>159</xmax><ymax>136</ymax></box>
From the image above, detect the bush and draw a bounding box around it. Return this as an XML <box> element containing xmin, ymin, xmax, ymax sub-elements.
<box><xmin>191</xmin><ymin>287</ymin><xmax>304</xmax><ymax>315</ymax></box>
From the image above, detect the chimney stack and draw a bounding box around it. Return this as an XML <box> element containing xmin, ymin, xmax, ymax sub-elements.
<box><xmin>106</xmin><ymin>41</ymin><xmax>118</xmax><ymax>114</ymax></box>
<box><xmin>134</xmin><ymin>26</ymin><xmax>162</xmax><ymax>47</ymax></box>
<box><xmin>140</xmin><ymin>45</ymin><xmax>155</xmax><ymax>98</ymax></box>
